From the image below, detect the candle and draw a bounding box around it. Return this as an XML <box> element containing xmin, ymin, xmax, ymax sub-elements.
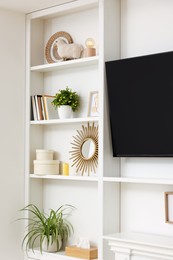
<box><xmin>62</xmin><ymin>163</ymin><xmax>69</xmax><ymax>176</ymax></box>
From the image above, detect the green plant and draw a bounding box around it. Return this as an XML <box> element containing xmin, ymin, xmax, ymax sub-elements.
<box><xmin>52</xmin><ymin>87</ymin><xmax>79</xmax><ymax>112</ymax></box>
<box><xmin>19</xmin><ymin>204</ymin><xmax>75</xmax><ymax>253</ymax></box>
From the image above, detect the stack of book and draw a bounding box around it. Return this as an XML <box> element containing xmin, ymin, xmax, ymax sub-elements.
<box><xmin>31</xmin><ymin>95</ymin><xmax>58</xmax><ymax>120</ymax></box>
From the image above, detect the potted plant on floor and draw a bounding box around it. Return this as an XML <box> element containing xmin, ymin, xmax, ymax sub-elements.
<box><xmin>52</xmin><ymin>87</ymin><xmax>79</xmax><ymax>119</ymax></box>
<box><xmin>19</xmin><ymin>204</ymin><xmax>75</xmax><ymax>253</ymax></box>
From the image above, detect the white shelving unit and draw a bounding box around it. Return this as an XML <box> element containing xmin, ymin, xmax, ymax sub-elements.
<box><xmin>102</xmin><ymin>1</ymin><xmax>173</xmax><ymax>259</ymax></box>
<box><xmin>25</xmin><ymin>0</ymin><xmax>118</xmax><ymax>260</ymax></box>
<box><xmin>25</xmin><ymin>1</ymin><xmax>173</xmax><ymax>260</ymax></box>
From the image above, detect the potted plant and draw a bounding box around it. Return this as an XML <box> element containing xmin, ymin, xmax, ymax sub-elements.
<box><xmin>52</xmin><ymin>87</ymin><xmax>79</xmax><ymax>119</ymax></box>
<box><xmin>19</xmin><ymin>204</ymin><xmax>75</xmax><ymax>253</ymax></box>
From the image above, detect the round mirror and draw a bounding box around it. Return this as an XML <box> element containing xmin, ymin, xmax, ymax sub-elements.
<box><xmin>81</xmin><ymin>138</ymin><xmax>96</xmax><ymax>159</ymax></box>
<box><xmin>70</xmin><ymin>123</ymin><xmax>98</xmax><ymax>175</ymax></box>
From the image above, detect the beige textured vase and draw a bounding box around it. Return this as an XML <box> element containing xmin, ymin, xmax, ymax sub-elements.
<box><xmin>42</xmin><ymin>235</ymin><xmax>62</xmax><ymax>252</ymax></box>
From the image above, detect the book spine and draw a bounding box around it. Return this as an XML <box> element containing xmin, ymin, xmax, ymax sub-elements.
<box><xmin>43</xmin><ymin>96</ymin><xmax>49</xmax><ymax>120</ymax></box>
<box><xmin>34</xmin><ymin>95</ymin><xmax>40</xmax><ymax>120</ymax></box>
<box><xmin>30</xmin><ymin>96</ymin><xmax>34</xmax><ymax>120</ymax></box>
<box><xmin>37</xmin><ymin>96</ymin><xmax>43</xmax><ymax>120</ymax></box>
<box><xmin>41</xmin><ymin>97</ymin><xmax>46</xmax><ymax>120</ymax></box>
<box><xmin>31</xmin><ymin>96</ymin><xmax>37</xmax><ymax>120</ymax></box>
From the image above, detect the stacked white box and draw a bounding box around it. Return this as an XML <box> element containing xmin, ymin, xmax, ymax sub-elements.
<box><xmin>34</xmin><ymin>149</ymin><xmax>59</xmax><ymax>175</ymax></box>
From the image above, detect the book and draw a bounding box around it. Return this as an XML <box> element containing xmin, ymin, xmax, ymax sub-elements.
<box><xmin>37</xmin><ymin>96</ymin><xmax>43</xmax><ymax>120</ymax></box>
<box><xmin>41</xmin><ymin>97</ymin><xmax>46</xmax><ymax>120</ymax></box>
<box><xmin>31</xmin><ymin>96</ymin><xmax>37</xmax><ymax>120</ymax></box>
<box><xmin>30</xmin><ymin>96</ymin><xmax>34</xmax><ymax>120</ymax></box>
<box><xmin>34</xmin><ymin>95</ymin><xmax>40</xmax><ymax>120</ymax></box>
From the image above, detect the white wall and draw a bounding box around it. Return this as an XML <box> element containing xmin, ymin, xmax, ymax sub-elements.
<box><xmin>120</xmin><ymin>0</ymin><xmax>173</xmax><ymax>240</ymax></box>
<box><xmin>0</xmin><ymin>8</ymin><xmax>25</xmax><ymax>260</ymax></box>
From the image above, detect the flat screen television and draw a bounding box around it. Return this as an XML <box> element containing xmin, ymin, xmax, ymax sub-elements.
<box><xmin>105</xmin><ymin>51</ymin><xmax>173</xmax><ymax>157</ymax></box>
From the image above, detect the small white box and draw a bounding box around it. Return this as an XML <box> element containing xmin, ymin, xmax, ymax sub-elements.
<box><xmin>36</xmin><ymin>149</ymin><xmax>54</xmax><ymax>160</ymax></box>
<box><xmin>34</xmin><ymin>160</ymin><xmax>60</xmax><ymax>175</ymax></box>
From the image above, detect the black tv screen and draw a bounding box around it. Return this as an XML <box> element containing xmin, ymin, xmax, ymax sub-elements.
<box><xmin>106</xmin><ymin>51</ymin><xmax>173</xmax><ymax>157</ymax></box>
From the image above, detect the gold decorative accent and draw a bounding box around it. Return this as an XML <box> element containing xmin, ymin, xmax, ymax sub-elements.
<box><xmin>70</xmin><ymin>123</ymin><xmax>98</xmax><ymax>175</ymax></box>
<box><xmin>45</xmin><ymin>31</ymin><xmax>73</xmax><ymax>63</ymax></box>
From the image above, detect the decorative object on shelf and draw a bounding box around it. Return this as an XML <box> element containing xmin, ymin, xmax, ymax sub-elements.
<box><xmin>165</xmin><ymin>192</ymin><xmax>173</xmax><ymax>223</ymax></box>
<box><xmin>52</xmin><ymin>87</ymin><xmax>79</xmax><ymax>119</ymax></box>
<box><xmin>56</xmin><ymin>39</ymin><xmax>84</xmax><ymax>60</ymax></box>
<box><xmin>42</xmin><ymin>235</ymin><xmax>62</xmax><ymax>253</ymax></box>
<box><xmin>65</xmin><ymin>245</ymin><xmax>98</xmax><ymax>259</ymax></box>
<box><xmin>69</xmin><ymin>122</ymin><xmax>98</xmax><ymax>175</ymax></box>
<box><xmin>36</xmin><ymin>149</ymin><xmax>54</xmax><ymax>160</ymax></box>
<box><xmin>83</xmin><ymin>38</ymin><xmax>96</xmax><ymax>58</ymax></box>
<box><xmin>18</xmin><ymin>204</ymin><xmax>75</xmax><ymax>253</ymax></box>
<box><xmin>34</xmin><ymin>149</ymin><xmax>60</xmax><ymax>175</ymax></box>
<box><xmin>62</xmin><ymin>162</ymin><xmax>69</xmax><ymax>176</ymax></box>
<box><xmin>88</xmin><ymin>91</ymin><xmax>99</xmax><ymax>117</ymax></box>
<box><xmin>45</xmin><ymin>31</ymin><xmax>73</xmax><ymax>63</ymax></box>
<box><xmin>58</xmin><ymin>105</ymin><xmax>73</xmax><ymax>119</ymax></box>
<box><xmin>34</xmin><ymin>160</ymin><xmax>60</xmax><ymax>175</ymax></box>
<box><xmin>42</xmin><ymin>95</ymin><xmax>58</xmax><ymax>120</ymax></box>
<box><xmin>76</xmin><ymin>237</ymin><xmax>90</xmax><ymax>249</ymax></box>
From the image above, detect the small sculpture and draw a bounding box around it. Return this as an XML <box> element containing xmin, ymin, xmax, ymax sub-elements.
<box><xmin>56</xmin><ymin>39</ymin><xmax>83</xmax><ymax>60</ymax></box>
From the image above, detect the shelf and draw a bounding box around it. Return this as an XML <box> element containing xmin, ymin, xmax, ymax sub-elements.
<box><xmin>28</xmin><ymin>248</ymin><xmax>98</xmax><ymax>260</ymax></box>
<box><xmin>27</xmin><ymin>249</ymin><xmax>77</xmax><ymax>260</ymax></box>
<box><xmin>103</xmin><ymin>232</ymin><xmax>173</xmax><ymax>248</ymax></box>
<box><xmin>30</xmin><ymin>174</ymin><xmax>98</xmax><ymax>182</ymax></box>
<box><xmin>103</xmin><ymin>177</ymin><xmax>173</xmax><ymax>185</ymax></box>
<box><xmin>103</xmin><ymin>232</ymin><xmax>173</xmax><ymax>259</ymax></box>
<box><xmin>31</xmin><ymin>56</ymin><xmax>99</xmax><ymax>73</ymax></box>
<box><xmin>30</xmin><ymin>117</ymin><xmax>99</xmax><ymax>125</ymax></box>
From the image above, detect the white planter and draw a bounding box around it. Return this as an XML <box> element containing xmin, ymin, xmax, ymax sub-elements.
<box><xmin>58</xmin><ymin>105</ymin><xmax>73</xmax><ymax>119</ymax></box>
<box><xmin>42</xmin><ymin>235</ymin><xmax>62</xmax><ymax>252</ymax></box>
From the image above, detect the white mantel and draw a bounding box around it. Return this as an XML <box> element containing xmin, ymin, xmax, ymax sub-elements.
<box><xmin>104</xmin><ymin>232</ymin><xmax>173</xmax><ymax>260</ymax></box>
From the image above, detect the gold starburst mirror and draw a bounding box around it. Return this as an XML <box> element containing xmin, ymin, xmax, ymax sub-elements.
<box><xmin>70</xmin><ymin>123</ymin><xmax>98</xmax><ymax>175</ymax></box>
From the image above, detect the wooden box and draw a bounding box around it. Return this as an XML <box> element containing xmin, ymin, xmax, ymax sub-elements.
<box><xmin>65</xmin><ymin>246</ymin><xmax>98</xmax><ymax>259</ymax></box>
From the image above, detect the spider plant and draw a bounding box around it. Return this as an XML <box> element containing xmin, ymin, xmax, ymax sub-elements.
<box><xmin>19</xmin><ymin>204</ymin><xmax>75</xmax><ymax>253</ymax></box>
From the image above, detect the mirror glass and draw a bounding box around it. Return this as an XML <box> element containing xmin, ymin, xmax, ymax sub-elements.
<box><xmin>81</xmin><ymin>139</ymin><xmax>96</xmax><ymax>159</ymax></box>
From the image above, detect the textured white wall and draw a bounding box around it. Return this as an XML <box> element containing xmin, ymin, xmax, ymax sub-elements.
<box><xmin>0</xmin><ymin>8</ymin><xmax>25</xmax><ymax>260</ymax></box>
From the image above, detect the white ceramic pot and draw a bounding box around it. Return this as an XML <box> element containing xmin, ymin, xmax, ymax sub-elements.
<box><xmin>42</xmin><ymin>235</ymin><xmax>62</xmax><ymax>252</ymax></box>
<box><xmin>58</xmin><ymin>105</ymin><xmax>73</xmax><ymax>119</ymax></box>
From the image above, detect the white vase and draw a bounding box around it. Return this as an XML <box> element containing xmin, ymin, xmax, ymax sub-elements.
<box><xmin>42</xmin><ymin>235</ymin><xmax>62</xmax><ymax>252</ymax></box>
<box><xmin>58</xmin><ymin>105</ymin><xmax>73</xmax><ymax>119</ymax></box>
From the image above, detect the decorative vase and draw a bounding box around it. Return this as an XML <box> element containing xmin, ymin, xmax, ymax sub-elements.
<box><xmin>42</xmin><ymin>235</ymin><xmax>62</xmax><ymax>252</ymax></box>
<box><xmin>58</xmin><ymin>105</ymin><xmax>73</xmax><ymax>119</ymax></box>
